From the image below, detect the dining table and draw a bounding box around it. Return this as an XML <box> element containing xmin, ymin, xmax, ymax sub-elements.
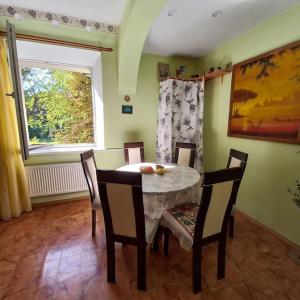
<box><xmin>117</xmin><ymin>162</ymin><xmax>202</xmax><ymax>242</ymax></box>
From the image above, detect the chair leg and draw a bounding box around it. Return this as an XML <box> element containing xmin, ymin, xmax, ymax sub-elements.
<box><xmin>218</xmin><ymin>234</ymin><xmax>227</xmax><ymax>279</ymax></box>
<box><xmin>229</xmin><ymin>215</ymin><xmax>234</xmax><ymax>238</ymax></box>
<box><xmin>107</xmin><ymin>241</ymin><xmax>115</xmax><ymax>283</ymax></box>
<box><xmin>151</xmin><ymin>225</ymin><xmax>163</xmax><ymax>252</ymax></box>
<box><xmin>92</xmin><ymin>209</ymin><xmax>96</xmax><ymax>237</ymax></box>
<box><xmin>163</xmin><ymin>228</ymin><xmax>170</xmax><ymax>256</ymax></box>
<box><xmin>137</xmin><ymin>244</ymin><xmax>146</xmax><ymax>291</ymax></box>
<box><xmin>192</xmin><ymin>246</ymin><xmax>202</xmax><ymax>293</ymax></box>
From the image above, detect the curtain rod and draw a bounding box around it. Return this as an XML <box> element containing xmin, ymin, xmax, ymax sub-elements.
<box><xmin>0</xmin><ymin>31</ymin><xmax>113</xmax><ymax>52</ymax></box>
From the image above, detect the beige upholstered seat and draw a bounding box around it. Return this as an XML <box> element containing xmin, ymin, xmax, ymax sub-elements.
<box><xmin>80</xmin><ymin>149</ymin><xmax>101</xmax><ymax>237</ymax></box>
<box><xmin>162</xmin><ymin>180</ymin><xmax>234</xmax><ymax>251</ymax></box>
<box><xmin>128</xmin><ymin>148</ymin><xmax>142</xmax><ymax>164</ymax></box>
<box><xmin>85</xmin><ymin>156</ymin><xmax>101</xmax><ymax>209</ymax></box>
<box><xmin>97</xmin><ymin>169</ymin><xmax>156</xmax><ymax>290</ymax></box>
<box><xmin>174</xmin><ymin>142</ymin><xmax>196</xmax><ymax>168</ymax></box>
<box><xmin>227</xmin><ymin>157</ymin><xmax>241</xmax><ymax>215</ymax></box>
<box><xmin>124</xmin><ymin>142</ymin><xmax>144</xmax><ymax>164</ymax></box>
<box><xmin>105</xmin><ymin>182</ymin><xmax>158</xmax><ymax>243</ymax></box>
<box><xmin>229</xmin><ymin>157</ymin><xmax>242</xmax><ymax>168</ymax></box>
<box><xmin>177</xmin><ymin>148</ymin><xmax>192</xmax><ymax>166</ymax></box>
<box><xmin>161</xmin><ymin>167</ymin><xmax>242</xmax><ymax>293</ymax></box>
<box><xmin>226</xmin><ymin>149</ymin><xmax>248</xmax><ymax>174</ymax></box>
<box><xmin>226</xmin><ymin>149</ymin><xmax>248</xmax><ymax>238</ymax></box>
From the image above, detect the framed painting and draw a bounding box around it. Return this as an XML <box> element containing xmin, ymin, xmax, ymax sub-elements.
<box><xmin>158</xmin><ymin>63</ymin><xmax>170</xmax><ymax>79</ymax></box>
<box><xmin>228</xmin><ymin>40</ymin><xmax>300</xmax><ymax>144</ymax></box>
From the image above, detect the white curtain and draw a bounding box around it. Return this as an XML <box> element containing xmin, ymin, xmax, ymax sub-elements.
<box><xmin>156</xmin><ymin>79</ymin><xmax>204</xmax><ymax>174</ymax></box>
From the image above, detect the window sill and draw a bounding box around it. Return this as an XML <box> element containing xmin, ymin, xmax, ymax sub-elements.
<box><xmin>29</xmin><ymin>145</ymin><xmax>123</xmax><ymax>155</ymax></box>
<box><xmin>29</xmin><ymin>145</ymin><xmax>100</xmax><ymax>155</ymax></box>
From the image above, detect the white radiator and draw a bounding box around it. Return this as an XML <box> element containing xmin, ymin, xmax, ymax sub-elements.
<box><xmin>26</xmin><ymin>163</ymin><xmax>88</xmax><ymax>197</ymax></box>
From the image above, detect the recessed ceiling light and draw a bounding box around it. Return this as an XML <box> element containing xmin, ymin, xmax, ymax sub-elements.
<box><xmin>168</xmin><ymin>9</ymin><xmax>176</xmax><ymax>17</ymax></box>
<box><xmin>212</xmin><ymin>10</ymin><xmax>222</xmax><ymax>18</ymax></box>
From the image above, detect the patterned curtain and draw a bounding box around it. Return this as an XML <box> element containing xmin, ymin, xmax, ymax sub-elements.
<box><xmin>156</xmin><ymin>79</ymin><xmax>204</xmax><ymax>174</ymax></box>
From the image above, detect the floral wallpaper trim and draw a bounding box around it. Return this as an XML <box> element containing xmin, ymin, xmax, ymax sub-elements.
<box><xmin>0</xmin><ymin>5</ymin><xmax>118</xmax><ymax>34</ymax></box>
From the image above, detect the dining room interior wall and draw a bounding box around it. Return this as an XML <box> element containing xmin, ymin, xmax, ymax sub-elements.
<box><xmin>25</xmin><ymin>51</ymin><xmax>198</xmax><ymax>167</ymax></box>
<box><xmin>199</xmin><ymin>4</ymin><xmax>300</xmax><ymax>246</ymax></box>
<box><xmin>0</xmin><ymin>17</ymin><xmax>198</xmax><ymax>203</ymax></box>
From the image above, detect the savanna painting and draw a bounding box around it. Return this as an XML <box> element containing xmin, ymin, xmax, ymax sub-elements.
<box><xmin>229</xmin><ymin>41</ymin><xmax>300</xmax><ymax>144</ymax></box>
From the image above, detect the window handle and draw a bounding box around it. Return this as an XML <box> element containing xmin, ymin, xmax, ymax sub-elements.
<box><xmin>6</xmin><ymin>92</ymin><xmax>15</xmax><ymax>98</ymax></box>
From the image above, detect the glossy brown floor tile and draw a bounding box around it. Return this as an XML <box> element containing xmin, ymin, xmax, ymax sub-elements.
<box><xmin>0</xmin><ymin>199</ymin><xmax>299</xmax><ymax>299</ymax></box>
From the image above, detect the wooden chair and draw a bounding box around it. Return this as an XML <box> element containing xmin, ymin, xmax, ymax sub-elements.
<box><xmin>80</xmin><ymin>149</ymin><xmax>101</xmax><ymax>237</ymax></box>
<box><xmin>226</xmin><ymin>149</ymin><xmax>248</xmax><ymax>238</ymax></box>
<box><xmin>124</xmin><ymin>142</ymin><xmax>145</xmax><ymax>164</ymax></box>
<box><xmin>97</xmin><ymin>169</ymin><xmax>158</xmax><ymax>291</ymax></box>
<box><xmin>161</xmin><ymin>167</ymin><xmax>242</xmax><ymax>293</ymax></box>
<box><xmin>174</xmin><ymin>142</ymin><xmax>196</xmax><ymax>168</ymax></box>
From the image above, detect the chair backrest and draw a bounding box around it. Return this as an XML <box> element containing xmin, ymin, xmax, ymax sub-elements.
<box><xmin>226</xmin><ymin>149</ymin><xmax>248</xmax><ymax>178</ymax></box>
<box><xmin>97</xmin><ymin>170</ymin><xmax>145</xmax><ymax>243</ymax></box>
<box><xmin>174</xmin><ymin>142</ymin><xmax>196</xmax><ymax>168</ymax></box>
<box><xmin>80</xmin><ymin>149</ymin><xmax>100</xmax><ymax>206</ymax></box>
<box><xmin>124</xmin><ymin>142</ymin><xmax>145</xmax><ymax>164</ymax></box>
<box><xmin>194</xmin><ymin>167</ymin><xmax>242</xmax><ymax>243</ymax></box>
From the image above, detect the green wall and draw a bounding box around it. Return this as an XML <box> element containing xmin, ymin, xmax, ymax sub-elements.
<box><xmin>0</xmin><ymin>17</ymin><xmax>197</xmax><ymax>202</ymax></box>
<box><xmin>3</xmin><ymin>6</ymin><xmax>299</xmax><ymax>246</ymax></box>
<box><xmin>26</xmin><ymin>51</ymin><xmax>197</xmax><ymax>169</ymax></box>
<box><xmin>118</xmin><ymin>0</ymin><xmax>166</xmax><ymax>95</ymax></box>
<box><xmin>199</xmin><ymin>5</ymin><xmax>300</xmax><ymax>245</ymax></box>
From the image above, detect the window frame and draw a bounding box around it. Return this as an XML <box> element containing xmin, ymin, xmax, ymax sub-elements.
<box><xmin>19</xmin><ymin>59</ymin><xmax>103</xmax><ymax>153</ymax></box>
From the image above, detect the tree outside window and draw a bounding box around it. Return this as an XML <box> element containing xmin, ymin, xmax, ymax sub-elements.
<box><xmin>21</xmin><ymin>66</ymin><xmax>94</xmax><ymax>145</ymax></box>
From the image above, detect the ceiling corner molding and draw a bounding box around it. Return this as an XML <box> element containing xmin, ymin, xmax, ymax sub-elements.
<box><xmin>118</xmin><ymin>0</ymin><xmax>167</xmax><ymax>95</ymax></box>
<box><xmin>0</xmin><ymin>5</ymin><xmax>119</xmax><ymax>34</ymax></box>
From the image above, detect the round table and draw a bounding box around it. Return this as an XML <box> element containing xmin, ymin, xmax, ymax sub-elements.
<box><xmin>117</xmin><ymin>162</ymin><xmax>201</xmax><ymax>220</ymax></box>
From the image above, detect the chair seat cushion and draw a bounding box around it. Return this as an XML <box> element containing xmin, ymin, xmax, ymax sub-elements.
<box><xmin>145</xmin><ymin>217</ymin><xmax>160</xmax><ymax>244</ymax></box>
<box><xmin>161</xmin><ymin>203</ymin><xmax>199</xmax><ymax>251</ymax></box>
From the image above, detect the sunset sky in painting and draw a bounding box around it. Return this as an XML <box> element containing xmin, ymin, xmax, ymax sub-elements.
<box><xmin>234</xmin><ymin>47</ymin><xmax>300</xmax><ymax>111</ymax></box>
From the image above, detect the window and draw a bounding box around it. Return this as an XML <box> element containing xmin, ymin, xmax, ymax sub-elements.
<box><xmin>5</xmin><ymin>22</ymin><xmax>103</xmax><ymax>158</ymax></box>
<box><xmin>20</xmin><ymin>62</ymin><xmax>95</xmax><ymax>146</ymax></box>
<box><xmin>16</xmin><ymin>39</ymin><xmax>104</xmax><ymax>154</ymax></box>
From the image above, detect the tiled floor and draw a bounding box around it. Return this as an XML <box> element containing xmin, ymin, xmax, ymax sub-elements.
<box><xmin>0</xmin><ymin>199</ymin><xmax>299</xmax><ymax>300</ymax></box>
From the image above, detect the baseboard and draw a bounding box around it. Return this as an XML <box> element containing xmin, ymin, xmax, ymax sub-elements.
<box><xmin>236</xmin><ymin>209</ymin><xmax>300</xmax><ymax>251</ymax></box>
<box><xmin>31</xmin><ymin>196</ymin><xmax>90</xmax><ymax>207</ymax></box>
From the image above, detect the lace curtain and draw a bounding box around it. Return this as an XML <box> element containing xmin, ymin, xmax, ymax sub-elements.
<box><xmin>156</xmin><ymin>79</ymin><xmax>204</xmax><ymax>174</ymax></box>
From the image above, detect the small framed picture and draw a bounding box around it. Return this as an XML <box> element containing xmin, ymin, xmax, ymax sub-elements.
<box><xmin>122</xmin><ymin>105</ymin><xmax>133</xmax><ymax>114</ymax></box>
<box><xmin>158</xmin><ymin>63</ymin><xmax>170</xmax><ymax>79</ymax></box>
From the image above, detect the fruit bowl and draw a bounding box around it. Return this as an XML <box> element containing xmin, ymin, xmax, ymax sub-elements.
<box><xmin>154</xmin><ymin>168</ymin><xmax>167</xmax><ymax>175</ymax></box>
<box><xmin>155</xmin><ymin>164</ymin><xmax>164</xmax><ymax>170</ymax></box>
<box><xmin>139</xmin><ymin>166</ymin><xmax>154</xmax><ymax>174</ymax></box>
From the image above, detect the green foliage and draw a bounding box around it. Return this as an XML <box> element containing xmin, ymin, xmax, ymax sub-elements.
<box><xmin>22</xmin><ymin>67</ymin><xmax>94</xmax><ymax>144</ymax></box>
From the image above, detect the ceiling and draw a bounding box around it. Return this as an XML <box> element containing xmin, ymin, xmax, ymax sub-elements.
<box><xmin>143</xmin><ymin>0</ymin><xmax>300</xmax><ymax>57</ymax></box>
<box><xmin>0</xmin><ymin>0</ymin><xmax>127</xmax><ymax>25</ymax></box>
<box><xmin>2</xmin><ymin>0</ymin><xmax>300</xmax><ymax>58</ymax></box>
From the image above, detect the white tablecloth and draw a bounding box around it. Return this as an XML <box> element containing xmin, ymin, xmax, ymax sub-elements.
<box><xmin>117</xmin><ymin>163</ymin><xmax>202</xmax><ymax>220</ymax></box>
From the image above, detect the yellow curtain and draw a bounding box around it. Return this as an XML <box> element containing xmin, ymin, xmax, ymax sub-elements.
<box><xmin>0</xmin><ymin>38</ymin><xmax>31</xmax><ymax>220</ymax></box>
